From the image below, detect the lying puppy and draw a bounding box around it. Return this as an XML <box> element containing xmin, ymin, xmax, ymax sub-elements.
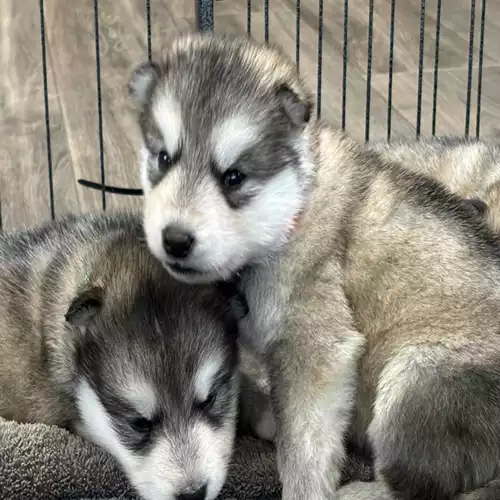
<box><xmin>368</xmin><ymin>136</ymin><xmax>500</xmax><ymax>233</ymax></box>
<box><xmin>0</xmin><ymin>212</ymin><xmax>250</xmax><ymax>500</ymax></box>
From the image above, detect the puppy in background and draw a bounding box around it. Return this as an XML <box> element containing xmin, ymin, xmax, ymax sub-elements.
<box><xmin>368</xmin><ymin>136</ymin><xmax>500</xmax><ymax>233</ymax></box>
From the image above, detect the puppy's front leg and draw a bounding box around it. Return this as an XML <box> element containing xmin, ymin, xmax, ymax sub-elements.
<box><xmin>267</xmin><ymin>296</ymin><xmax>364</xmax><ymax>500</ymax></box>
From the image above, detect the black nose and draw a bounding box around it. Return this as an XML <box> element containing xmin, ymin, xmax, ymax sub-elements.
<box><xmin>162</xmin><ymin>225</ymin><xmax>195</xmax><ymax>259</ymax></box>
<box><xmin>176</xmin><ymin>484</ymin><xmax>207</xmax><ymax>500</ymax></box>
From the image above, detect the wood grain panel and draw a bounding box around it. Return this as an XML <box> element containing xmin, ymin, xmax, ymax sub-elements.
<box><xmin>2</xmin><ymin>0</ymin><xmax>500</xmax><ymax>229</ymax></box>
<box><xmin>0</xmin><ymin>0</ymin><xmax>79</xmax><ymax>231</ymax></box>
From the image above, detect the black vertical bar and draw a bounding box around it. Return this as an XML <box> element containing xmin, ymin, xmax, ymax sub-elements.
<box><xmin>296</xmin><ymin>0</ymin><xmax>300</xmax><ymax>68</ymax></box>
<box><xmin>415</xmin><ymin>0</ymin><xmax>426</xmax><ymax>139</ymax></box>
<box><xmin>264</xmin><ymin>0</ymin><xmax>269</xmax><ymax>43</ymax></box>
<box><xmin>39</xmin><ymin>0</ymin><xmax>55</xmax><ymax>220</ymax></box>
<box><xmin>146</xmin><ymin>0</ymin><xmax>152</xmax><ymax>61</ymax></box>
<box><xmin>247</xmin><ymin>0</ymin><xmax>252</xmax><ymax>34</ymax></box>
<box><xmin>93</xmin><ymin>0</ymin><xmax>106</xmax><ymax>211</ymax></box>
<box><xmin>431</xmin><ymin>0</ymin><xmax>441</xmax><ymax>136</ymax></box>
<box><xmin>365</xmin><ymin>0</ymin><xmax>374</xmax><ymax>143</ymax></box>
<box><xmin>195</xmin><ymin>0</ymin><xmax>214</xmax><ymax>31</ymax></box>
<box><xmin>316</xmin><ymin>0</ymin><xmax>324</xmax><ymax>119</ymax></box>
<box><xmin>341</xmin><ymin>0</ymin><xmax>348</xmax><ymax>131</ymax></box>
<box><xmin>476</xmin><ymin>0</ymin><xmax>486</xmax><ymax>138</ymax></box>
<box><xmin>464</xmin><ymin>0</ymin><xmax>476</xmax><ymax>138</ymax></box>
<box><xmin>387</xmin><ymin>0</ymin><xmax>396</xmax><ymax>142</ymax></box>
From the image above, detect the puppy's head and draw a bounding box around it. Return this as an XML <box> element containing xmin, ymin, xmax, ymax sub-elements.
<box><xmin>128</xmin><ymin>33</ymin><xmax>314</xmax><ymax>283</ymax></box>
<box><xmin>63</xmin><ymin>269</ymin><xmax>245</xmax><ymax>500</ymax></box>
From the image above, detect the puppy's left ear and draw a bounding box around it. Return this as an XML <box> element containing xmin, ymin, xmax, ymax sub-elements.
<box><xmin>277</xmin><ymin>85</ymin><xmax>313</xmax><ymax>128</ymax></box>
<box><xmin>127</xmin><ymin>61</ymin><xmax>161</xmax><ymax>109</ymax></box>
<box><xmin>65</xmin><ymin>286</ymin><xmax>104</xmax><ymax>330</ymax></box>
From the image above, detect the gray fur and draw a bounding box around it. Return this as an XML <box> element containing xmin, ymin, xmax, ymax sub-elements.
<box><xmin>129</xmin><ymin>33</ymin><xmax>500</xmax><ymax>500</ymax></box>
<box><xmin>0</xmin><ymin>212</ymin><xmax>262</xmax><ymax>500</ymax></box>
<box><xmin>367</xmin><ymin>136</ymin><xmax>500</xmax><ymax>234</ymax></box>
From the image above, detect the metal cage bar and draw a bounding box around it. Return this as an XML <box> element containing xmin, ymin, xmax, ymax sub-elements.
<box><xmin>386</xmin><ymin>0</ymin><xmax>396</xmax><ymax>141</ymax></box>
<box><xmin>71</xmin><ymin>0</ymin><xmax>490</xmax><ymax>204</ymax></box>
<box><xmin>341</xmin><ymin>0</ymin><xmax>349</xmax><ymax>131</ymax></box>
<box><xmin>195</xmin><ymin>0</ymin><xmax>214</xmax><ymax>32</ymax></box>
<box><xmin>476</xmin><ymin>0</ymin><xmax>487</xmax><ymax>138</ymax></box>
<box><xmin>264</xmin><ymin>0</ymin><xmax>270</xmax><ymax>43</ymax></box>
<box><xmin>296</xmin><ymin>0</ymin><xmax>301</xmax><ymax>68</ymax></box>
<box><xmin>364</xmin><ymin>0</ymin><xmax>374</xmax><ymax>143</ymax></box>
<box><xmin>465</xmin><ymin>0</ymin><xmax>476</xmax><ymax>137</ymax></box>
<box><xmin>147</xmin><ymin>0</ymin><xmax>152</xmax><ymax>61</ymax></box>
<box><xmin>415</xmin><ymin>0</ymin><xmax>426</xmax><ymax>139</ymax></box>
<box><xmin>93</xmin><ymin>0</ymin><xmax>106</xmax><ymax>210</ymax></box>
<box><xmin>247</xmin><ymin>0</ymin><xmax>252</xmax><ymax>35</ymax></box>
<box><xmin>39</xmin><ymin>0</ymin><xmax>55</xmax><ymax>220</ymax></box>
<box><xmin>431</xmin><ymin>0</ymin><xmax>442</xmax><ymax>136</ymax></box>
<box><xmin>316</xmin><ymin>0</ymin><xmax>324</xmax><ymax>118</ymax></box>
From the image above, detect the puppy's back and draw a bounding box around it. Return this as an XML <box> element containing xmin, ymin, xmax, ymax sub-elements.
<box><xmin>0</xmin><ymin>213</ymin><xmax>145</xmax><ymax>425</ymax></box>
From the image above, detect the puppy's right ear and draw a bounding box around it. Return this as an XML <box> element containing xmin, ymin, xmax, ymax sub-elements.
<box><xmin>463</xmin><ymin>198</ymin><xmax>488</xmax><ymax>217</ymax></box>
<box><xmin>277</xmin><ymin>85</ymin><xmax>313</xmax><ymax>129</ymax></box>
<box><xmin>65</xmin><ymin>286</ymin><xmax>104</xmax><ymax>331</ymax></box>
<box><xmin>127</xmin><ymin>61</ymin><xmax>161</xmax><ymax>109</ymax></box>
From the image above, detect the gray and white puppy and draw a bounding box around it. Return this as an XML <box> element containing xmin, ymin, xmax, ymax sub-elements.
<box><xmin>367</xmin><ymin>136</ymin><xmax>500</xmax><ymax>232</ymax></box>
<box><xmin>0</xmin><ymin>212</ymin><xmax>249</xmax><ymax>500</ymax></box>
<box><xmin>128</xmin><ymin>33</ymin><xmax>500</xmax><ymax>500</ymax></box>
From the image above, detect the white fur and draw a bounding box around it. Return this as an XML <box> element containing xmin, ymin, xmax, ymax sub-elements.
<box><xmin>143</xmin><ymin>158</ymin><xmax>304</xmax><ymax>284</ymax></box>
<box><xmin>75</xmin><ymin>379</ymin><xmax>135</xmax><ymax>468</ymax></box>
<box><xmin>75</xmin><ymin>377</ymin><xmax>234</xmax><ymax>500</ymax></box>
<box><xmin>133</xmin><ymin>410</ymin><xmax>235</xmax><ymax>500</ymax></box>
<box><xmin>120</xmin><ymin>377</ymin><xmax>158</xmax><ymax>420</ymax></box>
<box><xmin>194</xmin><ymin>352</ymin><xmax>224</xmax><ymax>403</ymax></box>
<box><xmin>211</xmin><ymin>115</ymin><xmax>260</xmax><ymax>169</ymax></box>
<box><xmin>153</xmin><ymin>92</ymin><xmax>182</xmax><ymax>157</ymax></box>
<box><xmin>140</xmin><ymin>143</ymin><xmax>153</xmax><ymax>193</ymax></box>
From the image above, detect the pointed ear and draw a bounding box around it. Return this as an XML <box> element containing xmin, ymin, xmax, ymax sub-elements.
<box><xmin>65</xmin><ymin>286</ymin><xmax>104</xmax><ymax>328</ymax></box>
<box><xmin>463</xmin><ymin>198</ymin><xmax>488</xmax><ymax>216</ymax></box>
<box><xmin>127</xmin><ymin>61</ymin><xmax>161</xmax><ymax>108</ymax></box>
<box><xmin>277</xmin><ymin>85</ymin><xmax>312</xmax><ymax>128</ymax></box>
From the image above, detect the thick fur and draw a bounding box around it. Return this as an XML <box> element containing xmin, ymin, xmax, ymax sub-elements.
<box><xmin>0</xmin><ymin>212</ymin><xmax>257</xmax><ymax>500</ymax></box>
<box><xmin>367</xmin><ymin>136</ymin><xmax>500</xmax><ymax>233</ymax></box>
<box><xmin>128</xmin><ymin>33</ymin><xmax>500</xmax><ymax>500</ymax></box>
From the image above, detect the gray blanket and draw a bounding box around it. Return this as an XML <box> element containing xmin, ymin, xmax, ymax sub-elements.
<box><xmin>0</xmin><ymin>417</ymin><xmax>373</xmax><ymax>499</ymax></box>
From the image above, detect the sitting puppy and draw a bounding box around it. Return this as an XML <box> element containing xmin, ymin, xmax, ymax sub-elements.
<box><xmin>128</xmin><ymin>33</ymin><xmax>500</xmax><ymax>500</ymax></box>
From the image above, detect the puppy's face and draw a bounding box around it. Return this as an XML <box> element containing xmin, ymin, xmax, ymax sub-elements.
<box><xmin>129</xmin><ymin>34</ymin><xmax>314</xmax><ymax>283</ymax></box>
<box><xmin>65</xmin><ymin>279</ymin><xmax>242</xmax><ymax>500</ymax></box>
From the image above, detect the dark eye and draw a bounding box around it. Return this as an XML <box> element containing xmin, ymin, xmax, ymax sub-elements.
<box><xmin>196</xmin><ymin>392</ymin><xmax>217</xmax><ymax>411</ymax></box>
<box><xmin>129</xmin><ymin>416</ymin><xmax>153</xmax><ymax>434</ymax></box>
<box><xmin>158</xmin><ymin>149</ymin><xmax>172</xmax><ymax>172</ymax></box>
<box><xmin>222</xmin><ymin>169</ymin><xmax>246</xmax><ymax>188</ymax></box>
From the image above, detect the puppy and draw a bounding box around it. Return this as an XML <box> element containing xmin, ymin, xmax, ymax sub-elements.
<box><xmin>128</xmin><ymin>33</ymin><xmax>500</xmax><ymax>500</ymax></box>
<box><xmin>0</xmin><ymin>212</ymin><xmax>248</xmax><ymax>500</ymax></box>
